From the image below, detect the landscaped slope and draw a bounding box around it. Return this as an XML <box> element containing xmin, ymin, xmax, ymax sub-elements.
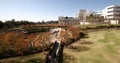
<box><xmin>0</xmin><ymin>27</ymin><xmax>82</xmax><ymax>58</ymax></box>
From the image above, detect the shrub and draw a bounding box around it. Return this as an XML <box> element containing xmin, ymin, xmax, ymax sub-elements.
<box><xmin>27</xmin><ymin>58</ymin><xmax>44</xmax><ymax>63</ymax></box>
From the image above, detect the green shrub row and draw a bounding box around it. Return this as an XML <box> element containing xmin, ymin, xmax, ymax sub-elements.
<box><xmin>80</xmin><ymin>25</ymin><xmax>120</xmax><ymax>31</ymax></box>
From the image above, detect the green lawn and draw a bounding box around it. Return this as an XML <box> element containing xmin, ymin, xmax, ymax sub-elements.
<box><xmin>64</xmin><ymin>30</ymin><xmax>120</xmax><ymax>63</ymax></box>
<box><xmin>0</xmin><ymin>30</ymin><xmax>120</xmax><ymax>63</ymax></box>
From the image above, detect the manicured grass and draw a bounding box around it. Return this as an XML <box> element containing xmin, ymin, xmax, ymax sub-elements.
<box><xmin>64</xmin><ymin>30</ymin><xmax>120</xmax><ymax>63</ymax></box>
<box><xmin>0</xmin><ymin>30</ymin><xmax>120</xmax><ymax>63</ymax></box>
<box><xmin>98</xmin><ymin>30</ymin><xmax>120</xmax><ymax>45</ymax></box>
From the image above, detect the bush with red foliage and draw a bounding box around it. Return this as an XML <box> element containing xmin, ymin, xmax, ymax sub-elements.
<box><xmin>0</xmin><ymin>27</ymin><xmax>82</xmax><ymax>58</ymax></box>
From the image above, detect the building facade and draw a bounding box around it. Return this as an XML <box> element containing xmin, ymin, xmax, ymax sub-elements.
<box><xmin>76</xmin><ymin>9</ymin><xmax>93</xmax><ymax>25</ymax></box>
<box><xmin>97</xmin><ymin>5</ymin><xmax>120</xmax><ymax>24</ymax></box>
<box><xmin>58</xmin><ymin>5</ymin><xmax>120</xmax><ymax>25</ymax></box>
<box><xmin>58</xmin><ymin>16</ymin><xmax>79</xmax><ymax>25</ymax></box>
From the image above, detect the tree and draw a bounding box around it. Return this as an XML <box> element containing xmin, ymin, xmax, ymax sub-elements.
<box><xmin>0</xmin><ymin>21</ymin><xmax>3</xmax><ymax>28</ymax></box>
<box><xmin>86</xmin><ymin>14</ymin><xmax>104</xmax><ymax>24</ymax></box>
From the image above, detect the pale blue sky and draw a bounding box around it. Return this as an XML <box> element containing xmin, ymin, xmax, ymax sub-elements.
<box><xmin>0</xmin><ymin>0</ymin><xmax>120</xmax><ymax>22</ymax></box>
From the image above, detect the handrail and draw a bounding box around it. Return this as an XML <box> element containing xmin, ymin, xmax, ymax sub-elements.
<box><xmin>46</xmin><ymin>41</ymin><xmax>61</xmax><ymax>63</ymax></box>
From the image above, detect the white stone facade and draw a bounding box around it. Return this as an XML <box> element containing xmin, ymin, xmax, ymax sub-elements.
<box><xmin>97</xmin><ymin>5</ymin><xmax>120</xmax><ymax>24</ymax></box>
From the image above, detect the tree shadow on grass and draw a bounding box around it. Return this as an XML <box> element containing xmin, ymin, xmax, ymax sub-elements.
<box><xmin>58</xmin><ymin>44</ymin><xmax>75</xmax><ymax>63</ymax></box>
<box><xmin>68</xmin><ymin>45</ymin><xmax>90</xmax><ymax>52</ymax></box>
<box><xmin>79</xmin><ymin>40</ymin><xmax>93</xmax><ymax>45</ymax></box>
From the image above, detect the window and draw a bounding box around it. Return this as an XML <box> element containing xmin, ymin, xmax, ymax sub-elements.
<box><xmin>115</xmin><ymin>14</ymin><xmax>120</xmax><ymax>16</ymax></box>
<box><xmin>108</xmin><ymin>7</ymin><xmax>113</xmax><ymax>9</ymax></box>
<box><xmin>108</xmin><ymin>10</ymin><xmax>120</xmax><ymax>13</ymax></box>
<box><xmin>108</xmin><ymin>11</ymin><xmax>113</xmax><ymax>13</ymax></box>
<box><xmin>108</xmin><ymin>15</ymin><xmax>113</xmax><ymax>17</ymax></box>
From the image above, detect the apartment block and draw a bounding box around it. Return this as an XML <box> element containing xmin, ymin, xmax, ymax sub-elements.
<box><xmin>97</xmin><ymin>5</ymin><xmax>120</xmax><ymax>24</ymax></box>
<box><xmin>58</xmin><ymin>5</ymin><xmax>120</xmax><ymax>25</ymax></box>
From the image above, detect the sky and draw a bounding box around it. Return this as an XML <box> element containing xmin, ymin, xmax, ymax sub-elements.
<box><xmin>0</xmin><ymin>0</ymin><xmax>120</xmax><ymax>22</ymax></box>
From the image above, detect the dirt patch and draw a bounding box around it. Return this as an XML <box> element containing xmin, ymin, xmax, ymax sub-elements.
<box><xmin>67</xmin><ymin>45</ymin><xmax>90</xmax><ymax>52</ymax></box>
<box><xmin>79</xmin><ymin>40</ymin><xmax>93</xmax><ymax>45</ymax></box>
<box><xmin>63</xmin><ymin>53</ymin><xmax>75</xmax><ymax>63</ymax></box>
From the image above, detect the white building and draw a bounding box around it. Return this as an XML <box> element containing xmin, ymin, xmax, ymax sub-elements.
<box><xmin>97</xmin><ymin>5</ymin><xmax>120</xmax><ymax>24</ymax></box>
<box><xmin>95</xmin><ymin>11</ymin><xmax>103</xmax><ymax>16</ymax></box>
<box><xmin>76</xmin><ymin>9</ymin><xmax>93</xmax><ymax>25</ymax></box>
<box><xmin>76</xmin><ymin>9</ymin><xmax>93</xmax><ymax>19</ymax></box>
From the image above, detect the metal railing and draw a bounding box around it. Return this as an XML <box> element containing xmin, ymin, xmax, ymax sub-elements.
<box><xmin>46</xmin><ymin>41</ymin><xmax>61</xmax><ymax>63</ymax></box>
